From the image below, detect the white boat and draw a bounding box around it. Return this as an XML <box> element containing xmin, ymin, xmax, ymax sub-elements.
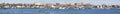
<box><xmin>16</xmin><ymin>6</ymin><xmax>25</xmax><ymax>8</ymax></box>
<box><xmin>59</xmin><ymin>7</ymin><xmax>66</xmax><ymax>9</ymax></box>
<box><xmin>35</xmin><ymin>6</ymin><xmax>40</xmax><ymax>8</ymax></box>
<box><xmin>51</xmin><ymin>5</ymin><xmax>56</xmax><ymax>8</ymax></box>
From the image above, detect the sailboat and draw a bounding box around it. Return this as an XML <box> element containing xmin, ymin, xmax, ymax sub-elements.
<box><xmin>59</xmin><ymin>7</ymin><xmax>66</xmax><ymax>9</ymax></box>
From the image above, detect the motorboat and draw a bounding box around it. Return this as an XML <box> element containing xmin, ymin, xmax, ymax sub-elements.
<box><xmin>59</xmin><ymin>7</ymin><xmax>66</xmax><ymax>9</ymax></box>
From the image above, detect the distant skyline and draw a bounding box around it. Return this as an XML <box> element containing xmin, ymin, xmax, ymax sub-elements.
<box><xmin>0</xmin><ymin>0</ymin><xmax>120</xmax><ymax>5</ymax></box>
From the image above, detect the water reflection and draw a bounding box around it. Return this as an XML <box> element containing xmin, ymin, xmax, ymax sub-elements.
<box><xmin>0</xmin><ymin>8</ymin><xmax>120</xmax><ymax>14</ymax></box>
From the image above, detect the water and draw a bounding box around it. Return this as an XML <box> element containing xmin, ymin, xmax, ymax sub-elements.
<box><xmin>0</xmin><ymin>8</ymin><xmax>120</xmax><ymax>14</ymax></box>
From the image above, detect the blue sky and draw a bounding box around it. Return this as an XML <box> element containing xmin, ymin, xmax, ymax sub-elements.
<box><xmin>0</xmin><ymin>0</ymin><xmax>120</xmax><ymax>4</ymax></box>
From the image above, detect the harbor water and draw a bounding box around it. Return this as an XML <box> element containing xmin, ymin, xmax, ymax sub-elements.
<box><xmin>0</xmin><ymin>8</ymin><xmax>120</xmax><ymax>14</ymax></box>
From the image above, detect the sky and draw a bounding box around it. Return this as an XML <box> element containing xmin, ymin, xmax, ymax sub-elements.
<box><xmin>0</xmin><ymin>0</ymin><xmax>120</xmax><ymax>5</ymax></box>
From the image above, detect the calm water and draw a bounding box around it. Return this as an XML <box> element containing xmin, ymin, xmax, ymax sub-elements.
<box><xmin>0</xmin><ymin>8</ymin><xmax>120</xmax><ymax>14</ymax></box>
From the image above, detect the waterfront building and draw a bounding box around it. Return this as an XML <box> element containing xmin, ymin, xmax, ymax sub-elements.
<box><xmin>111</xmin><ymin>5</ymin><xmax>120</xmax><ymax>8</ymax></box>
<box><xmin>0</xmin><ymin>3</ymin><xmax>119</xmax><ymax>9</ymax></box>
<box><xmin>75</xmin><ymin>3</ymin><xmax>84</xmax><ymax>9</ymax></box>
<box><xmin>96</xmin><ymin>4</ymin><xmax>111</xmax><ymax>9</ymax></box>
<box><xmin>17</xmin><ymin>3</ymin><xmax>25</xmax><ymax>8</ymax></box>
<box><xmin>42</xmin><ymin>3</ymin><xmax>53</xmax><ymax>9</ymax></box>
<box><xmin>1</xmin><ymin>5</ymin><xmax>10</xmax><ymax>8</ymax></box>
<box><xmin>83</xmin><ymin>3</ymin><xmax>93</xmax><ymax>8</ymax></box>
